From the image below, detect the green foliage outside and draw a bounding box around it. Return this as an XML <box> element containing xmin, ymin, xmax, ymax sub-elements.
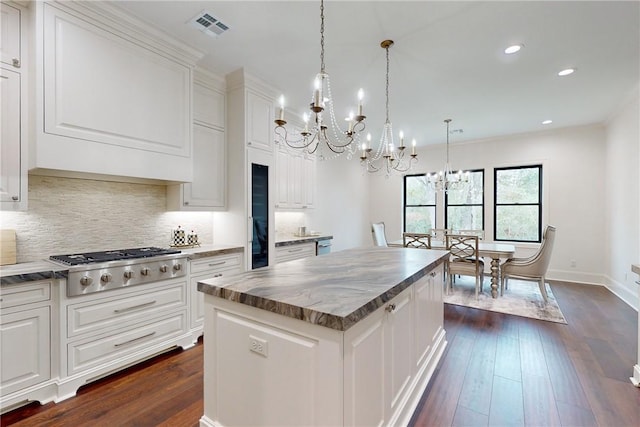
<box><xmin>495</xmin><ymin>167</ymin><xmax>541</xmax><ymax>241</ymax></box>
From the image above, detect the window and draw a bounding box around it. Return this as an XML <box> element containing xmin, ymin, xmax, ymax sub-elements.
<box><xmin>494</xmin><ymin>165</ymin><xmax>542</xmax><ymax>242</ymax></box>
<box><xmin>404</xmin><ymin>174</ymin><xmax>436</xmax><ymax>233</ymax></box>
<box><xmin>445</xmin><ymin>169</ymin><xmax>484</xmax><ymax>232</ymax></box>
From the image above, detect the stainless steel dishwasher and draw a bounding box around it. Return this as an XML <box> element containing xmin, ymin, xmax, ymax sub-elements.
<box><xmin>316</xmin><ymin>239</ymin><xmax>332</xmax><ymax>255</ymax></box>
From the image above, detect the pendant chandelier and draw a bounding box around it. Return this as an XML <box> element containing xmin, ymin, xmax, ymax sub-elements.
<box><xmin>274</xmin><ymin>0</ymin><xmax>366</xmax><ymax>159</ymax></box>
<box><xmin>428</xmin><ymin>119</ymin><xmax>469</xmax><ymax>193</ymax></box>
<box><xmin>360</xmin><ymin>40</ymin><xmax>417</xmax><ymax>175</ymax></box>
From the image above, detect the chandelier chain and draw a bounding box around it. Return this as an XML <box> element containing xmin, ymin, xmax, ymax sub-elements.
<box><xmin>320</xmin><ymin>0</ymin><xmax>325</xmax><ymax>74</ymax></box>
<box><xmin>385</xmin><ymin>45</ymin><xmax>390</xmax><ymax>123</ymax></box>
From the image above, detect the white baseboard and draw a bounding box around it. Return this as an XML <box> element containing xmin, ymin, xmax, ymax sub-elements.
<box><xmin>630</xmin><ymin>365</ymin><xmax>640</xmax><ymax>387</ymax></box>
<box><xmin>603</xmin><ymin>275</ymin><xmax>638</xmax><ymax>311</ymax></box>
<box><xmin>547</xmin><ymin>269</ymin><xmax>604</xmax><ymax>286</ymax></box>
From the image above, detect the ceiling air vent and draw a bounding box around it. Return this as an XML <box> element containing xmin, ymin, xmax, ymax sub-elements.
<box><xmin>188</xmin><ymin>10</ymin><xmax>230</xmax><ymax>37</ymax></box>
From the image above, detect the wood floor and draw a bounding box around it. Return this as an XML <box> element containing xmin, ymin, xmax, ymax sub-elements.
<box><xmin>2</xmin><ymin>281</ymin><xmax>639</xmax><ymax>427</ymax></box>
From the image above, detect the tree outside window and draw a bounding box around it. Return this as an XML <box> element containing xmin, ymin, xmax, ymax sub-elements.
<box><xmin>404</xmin><ymin>174</ymin><xmax>436</xmax><ymax>233</ymax></box>
<box><xmin>494</xmin><ymin>165</ymin><xmax>542</xmax><ymax>242</ymax></box>
<box><xmin>445</xmin><ymin>170</ymin><xmax>484</xmax><ymax>232</ymax></box>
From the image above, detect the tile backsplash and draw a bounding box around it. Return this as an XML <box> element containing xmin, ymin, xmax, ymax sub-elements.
<box><xmin>1</xmin><ymin>175</ymin><xmax>213</xmax><ymax>263</ymax></box>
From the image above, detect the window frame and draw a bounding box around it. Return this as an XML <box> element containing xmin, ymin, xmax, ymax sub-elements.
<box><xmin>403</xmin><ymin>173</ymin><xmax>437</xmax><ymax>233</ymax></box>
<box><xmin>493</xmin><ymin>164</ymin><xmax>543</xmax><ymax>243</ymax></box>
<box><xmin>444</xmin><ymin>168</ymin><xmax>485</xmax><ymax>232</ymax></box>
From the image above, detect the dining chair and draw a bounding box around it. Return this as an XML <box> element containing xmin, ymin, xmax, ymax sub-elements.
<box><xmin>430</xmin><ymin>228</ymin><xmax>451</xmax><ymax>241</ymax></box>
<box><xmin>445</xmin><ymin>234</ymin><xmax>484</xmax><ymax>298</ymax></box>
<box><xmin>500</xmin><ymin>225</ymin><xmax>556</xmax><ymax>302</ymax></box>
<box><xmin>371</xmin><ymin>222</ymin><xmax>389</xmax><ymax>247</ymax></box>
<box><xmin>456</xmin><ymin>229</ymin><xmax>485</xmax><ymax>240</ymax></box>
<box><xmin>402</xmin><ymin>232</ymin><xmax>432</xmax><ymax>249</ymax></box>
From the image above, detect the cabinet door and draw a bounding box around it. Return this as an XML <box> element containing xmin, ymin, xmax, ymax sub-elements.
<box><xmin>194</xmin><ymin>83</ymin><xmax>225</xmax><ymax>130</ymax></box>
<box><xmin>414</xmin><ymin>264</ymin><xmax>444</xmax><ymax>369</ymax></box>
<box><xmin>289</xmin><ymin>153</ymin><xmax>304</xmax><ymax>207</ymax></box>
<box><xmin>247</xmin><ymin>91</ymin><xmax>274</xmax><ymax>152</ymax></box>
<box><xmin>303</xmin><ymin>155</ymin><xmax>315</xmax><ymax>208</ymax></box>
<box><xmin>275</xmin><ymin>145</ymin><xmax>290</xmax><ymax>208</ymax></box>
<box><xmin>0</xmin><ymin>3</ymin><xmax>21</xmax><ymax>69</ymax></box>
<box><xmin>1</xmin><ymin>307</ymin><xmax>51</xmax><ymax>395</ymax></box>
<box><xmin>386</xmin><ymin>288</ymin><xmax>414</xmax><ymax>414</ymax></box>
<box><xmin>0</xmin><ymin>67</ymin><xmax>21</xmax><ymax>203</ymax></box>
<box><xmin>182</xmin><ymin>124</ymin><xmax>226</xmax><ymax>209</ymax></box>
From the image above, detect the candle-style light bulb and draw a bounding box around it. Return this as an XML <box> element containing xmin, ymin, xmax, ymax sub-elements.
<box><xmin>278</xmin><ymin>95</ymin><xmax>285</xmax><ymax>121</ymax></box>
<box><xmin>313</xmin><ymin>78</ymin><xmax>321</xmax><ymax>107</ymax></box>
<box><xmin>302</xmin><ymin>112</ymin><xmax>309</xmax><ymax>132</ymax></box>
<box><xmin>412</xmin><ymin>139</ymin><xmax>416</xmax><ymax>155</ymax></box>
<box><xmin>348</xmin><ymin>111</ymin><xmax>354</xmax><ymax>132</ymax></box>
<box><xmin>357</xmin><ymin>88</ymin><xmax>364</xmax><ymax>115</ymax></box>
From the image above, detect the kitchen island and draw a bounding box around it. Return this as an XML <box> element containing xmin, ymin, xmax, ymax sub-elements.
<box><xmin>197</xmin><ymin>247</ymin><xmax>448</xmax><ymax>427</ymax></box>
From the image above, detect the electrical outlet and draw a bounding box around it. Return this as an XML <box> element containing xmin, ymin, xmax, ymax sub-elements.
<box><xmin>570</xmin><ymin>259</ymin><xmax>576</xmax><ymax>268</ymax></box>
<box><xmin>249</xmin><ymin>335</ymin><xmax>268</xmax><ymax>357</ymax></box>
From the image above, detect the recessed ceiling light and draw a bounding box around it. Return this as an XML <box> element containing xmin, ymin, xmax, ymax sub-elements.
<box><xmin>558</xmin><ymin>68</ymin><xmax>576</xmax><ymax>77</ymax></box>
<box><xmin>504</xmin><ymin>44</ymin><xmax>523</xmax><ymax>54</ymax></box>
<box><xmin>542</xmin><ymin>120</ymin><xmax>553</xmax><ymax>125</ymax></box>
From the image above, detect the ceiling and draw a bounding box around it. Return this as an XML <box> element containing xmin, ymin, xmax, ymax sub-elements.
<box><xmin>113</xmin><ymin>1</ymin><xmax>639</xmax><ymax>147</ymax></box>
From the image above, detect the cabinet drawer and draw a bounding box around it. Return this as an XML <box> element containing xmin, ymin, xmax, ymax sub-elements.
<box><xmin>0</xmin><ymin>281</ymin><xmax>51</xmax><ymax>309</ymax></box>
<box><xmin>68</xmin><ymin>312</ymin><xmax>186</xmax><ymax>375</ymax></box>
<box><xmin>275</xmin><ymin>243</ymin><xmax>316</xmax><ymax>264</ymax></box>
<box><xmin>67</xmin><ymin>281</ymin><xmax>186</xmax><ymax>338</ymax></box>
<box><xmin>190</xmin><ymin>253</ymin><xmax>242</xmax><ymax>275</ymax></box>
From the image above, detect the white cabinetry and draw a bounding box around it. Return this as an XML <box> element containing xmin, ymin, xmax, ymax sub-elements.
<box><xmin>31</xmin><ymin>1</ymin><xmax>202</xmax><ymax>183</ymax></box>
<box><xmin>167</xmin><ymin>71</ymin><xmax>227</xmax><ymax>211</ymax></box>
<box><xmin>188</xmin><ymin>252</ymin><xmax>243</xmax><ymax>338</ymax></box>
<box><xmin>247</xmin><ymin>91</ymin><xmax>275</xmax><ymax>152</ymax></box>
<box><xmin>274</xmin><ymin>144</ymin><xmax>316</xmax><ymax>209</ymax></box>
<box><xmin>201</xmin><ymin>262</ymin><xmax>447</xmax><ymax>426</ymax></box>
<box><xmin>57</xmin><ymin>279</ymin><xmax>193</xmax><ymax>401</ymax></box>
<box><xmin>0</xmin><ymin>280</ymin><xmax>56</xmax><ymax>412</ymax></box>
<box><xmin>275</xmin><ymin>242</ymin><xmax>316</xmax><ymax>264</ymax></box>
<box><xmin>1</xmin><ymin>3</ymin><xmax>21</xmax><ymax>68</ymax></box>
<box><xmin>1</xmin><ymin>2</ymin><xmax>27</xmax><ymax>211</ymax></box>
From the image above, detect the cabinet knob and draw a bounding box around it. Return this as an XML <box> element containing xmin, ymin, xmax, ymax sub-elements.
<box><xmin>11</xmin><ymin>196</ymin><xmax>18</xmax><ymax>201</ymax></box>
<box><xmin>385</xmin><ymin>303</ymin><xmax>396</xmax><ymax>313</ymax></box>
<box><xmin>184</xmin><ymin>201</ymin><xmax>189</xmax><ymax>205</ymax></box>
<box><xmin>12</xmin><ymin>58</ymin><xmax>20</xmax><ymax>68</ymax></box>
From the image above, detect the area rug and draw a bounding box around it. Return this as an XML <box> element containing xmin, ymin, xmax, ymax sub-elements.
<box><xmin>443</xmin><ymin>276</ymin><xmax>567</xmax><ymax>324</ymax></box>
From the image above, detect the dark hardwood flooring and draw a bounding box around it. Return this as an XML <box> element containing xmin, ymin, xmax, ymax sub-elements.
<box><xmin>2</xmin><ymin>281</ymin><xmax>639</xmax><ymax>426</ymax></box>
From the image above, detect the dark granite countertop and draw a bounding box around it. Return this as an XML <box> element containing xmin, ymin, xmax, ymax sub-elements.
<box><xmin>275</xmin><ymin>234</ymin><xmax>333</xmax><ymax>247</ymax></box>
<box><xmin>198</xmin><ymin>247</ymin><xmax>448</xmax><ymax>331</ymax></box>
<box><xmin>0</xmin><ymin>245</ymin><xmax>245</xmax><ymax>286</ymax></box>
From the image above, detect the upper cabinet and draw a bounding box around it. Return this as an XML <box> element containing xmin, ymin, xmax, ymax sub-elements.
<box><xmin>167</xmin><ymin>70</ymin><xmax>227</xmax><ymax>211</ymax></box>
<box><xmin>246</xmin><ymin>90</ymin><xmax>275</xmax><ymax>153</ymax></box>
<box><xmin>1</xmin><ymin>2</ymin><xmax>27</xmax><ymax>211</ymax></box>
<box><xmin>274</xmin><ymin>143</ymin><xmax>316</xmax><ymax>210</ymax></box>
<box><xmin>31</xmin><ymin>1</ymin><xmax>203</xmax><ymax>183</ymax></box>
<box><xmin>1</xmin><ymin>3</ymin><xmax>21</xmax><ymax>69</ymax></box>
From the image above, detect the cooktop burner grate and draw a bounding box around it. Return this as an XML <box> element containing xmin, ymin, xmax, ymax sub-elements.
<box><xmin>50</xmin><ymin>247</ymin><xmax>182</xmax><ymax>266</ymax></box>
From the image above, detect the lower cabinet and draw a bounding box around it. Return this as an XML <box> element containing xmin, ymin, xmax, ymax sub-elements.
<box><xmin>0</xmin><ymin>280</ymin><xmax>55</xmax><ymax>412</ymax></box>
<box><xmin>189</xmin><ymin>252</ymin><xmax>244</xmax><ymax>338</ymax></box>
<box><xmin>275</xmin><ymin>242</ymin><xmax>316</xmax><ymax>264</ymax></box>
<box><xmin>57</xmin><ymin>278</ymin><xmax>193</xmax><ymax>401</ymax></box>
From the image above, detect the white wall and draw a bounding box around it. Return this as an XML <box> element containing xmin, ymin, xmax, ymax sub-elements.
<box><xmin>604</xmin><ymin>86</ymin><xmax>640</xmax><ymax>308</ymax></box>
<box><xmin>314</xmin><ymin>155</ymin><xmax>370</xmax><ymax>251</ymax></box>
<box><xmin>368</xmin><ymin>124</ymin><xmax>608</xmax><ymax>285</ymax></box>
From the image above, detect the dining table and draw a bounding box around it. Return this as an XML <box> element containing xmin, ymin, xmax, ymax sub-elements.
<box><xmin>390</xmin><ymin>239</ymin><xmax>516</xmax><ymax>298</ymax></box>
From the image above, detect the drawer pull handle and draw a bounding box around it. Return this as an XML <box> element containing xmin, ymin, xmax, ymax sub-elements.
<box><xmin>636</xmin><ymin>280</ymin><xmax>640</xmax><ymax>285</ymax></box>
<box><xmin>213</xmin><ymin>273</ymin><xmax>223</xmax><ymax>278</ymax></box>
<box><xmin>113</xmin><ymin>300</ymin><xmax>157</xmax><ymax>314</ymax></box>
<box><xmin>288</xmin><ymin>248</ymin><xmax>304</xmax><ymax>253</ymax></box>
<box><xmin>114</xmin><ymin>332</ymin><xmax>156</xmax><ymax>347</ymax></box>
<box><xmin>208</xmin><ymin>261</ymin><xmax>227</xmax><ymax>267</ymax></box>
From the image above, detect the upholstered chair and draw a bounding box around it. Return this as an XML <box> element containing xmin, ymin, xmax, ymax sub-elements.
<box><xmin>371</xmin><ymin>222</ymin><xmax>389</xmax><ymax>247</ymax></box>
<box><xmin>500</xmin><ymin>225</ymin><xmax>557</xmax><ymax>302</ymax></box>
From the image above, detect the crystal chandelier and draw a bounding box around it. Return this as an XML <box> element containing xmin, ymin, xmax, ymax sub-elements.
<box><xmin>360</xmin><ymin>40</ymin><xmax>417</xmax><ymax>175</ymax></box>
<box><xmin>428</xmin><ymin>119</ymin><xmax>469</xmax><ymax>192</ymax></box>
<box><xmin>274</xmin><ymin>0</ymin><xmax>366</xmax><ymax>159</ymax></box>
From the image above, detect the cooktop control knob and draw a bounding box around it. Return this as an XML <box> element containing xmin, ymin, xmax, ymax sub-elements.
<box><xmin>80</xmin><ymin>276</ymin><xmax>93</xmax><ymax>286</ymax></box>
<box><xmin>140</xmin><ymin>267</ymin><xmax>151</xmax><ymax>276</ymax></box>
<box><xmin>100</xmin><ymin>273</ymin><xmax>112</xmax><ymax>283</ymax></box>
<box><xmin>173</xmin><ymin>263</ymin><xmax>182</xmax><ymax>272</ymax></box>
<box><xmin>159</xmin><ymin>265</ymin><xmax>168</xmax><ymax>273</ymax></box>
<box><xmin>123</xmin><ymin>270</ymin><xmax>134</xmax><ymax>279</ymax></box>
